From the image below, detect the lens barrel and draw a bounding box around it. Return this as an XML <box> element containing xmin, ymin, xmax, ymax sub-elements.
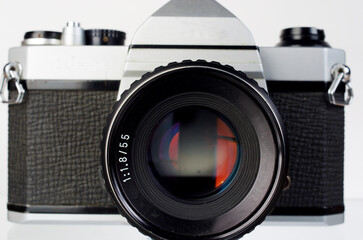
<box><xmin>101</xmin><ymin>61</ymin><xmax>287</xmax><ymax>240</ymax></box>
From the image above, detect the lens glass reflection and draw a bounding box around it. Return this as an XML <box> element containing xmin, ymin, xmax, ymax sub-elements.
<box><xmin>147</xmin><ymin>107</ymin><xmax>240</xmax><ymax>199</ymax></box>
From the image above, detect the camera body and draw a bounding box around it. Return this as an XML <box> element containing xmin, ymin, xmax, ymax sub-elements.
<box><xmin>4</xmin><ymin>0</ymin><xmax>348</xmax><ymax>234</ymax></box>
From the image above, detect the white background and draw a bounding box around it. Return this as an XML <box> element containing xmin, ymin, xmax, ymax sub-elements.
<box><xmin>0</xmin><ymin>0</ymin><xmax>362</xmax><ymax>239</ymax></box>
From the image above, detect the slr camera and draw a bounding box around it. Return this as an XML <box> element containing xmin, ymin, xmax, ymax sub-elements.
<box><xmin>2</xmin><ymin>0</ymin><xmax>352</xmax><ymax>239</ymax></box>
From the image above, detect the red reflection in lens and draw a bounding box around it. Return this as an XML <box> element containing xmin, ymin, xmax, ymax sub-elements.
<box><xmin>165</xmin><ymin>117</ymin><xmax>237</xmax><ymax>189</ymax></box>
<box><xmin>169</xmin><ymin>132</ymin><xmax>179</xmax><ymax>169</ymax></box>
<box><xmin>215</xmin><ymin>118</ymin><xmax>237</xmax><ymax>188</ymax></box>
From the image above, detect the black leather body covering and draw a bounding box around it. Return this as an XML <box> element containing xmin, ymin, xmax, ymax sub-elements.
<box><xmin>8</xmin><ymin>90</ymin><xmax>117</xmax><ymax>210</ymax></box>
<box><xmin>270</xmin><ymin>90</ymin><xmax>344</xmax><ymax>214</ymax></box>
<box><xmin>8</xmin><ymin>88</ymin><xmax>344</xmax><ymax>215</ymax></box>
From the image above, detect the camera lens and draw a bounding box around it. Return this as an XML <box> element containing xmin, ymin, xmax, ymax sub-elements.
<box><xmin>102</xmin><ymin>61</ymin><xmax>287</xmax><ymax>240</ymax></box>
<box><xmin>148</xmin><ymin>106</ymin><xmax>240</xmax><ymax>199</ymax></box>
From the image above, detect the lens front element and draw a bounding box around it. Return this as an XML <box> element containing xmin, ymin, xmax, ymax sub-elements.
<box><xmin>148</xmin><ymin>107</ymin><xmax>240</xmax><ymax>199</ymax></box>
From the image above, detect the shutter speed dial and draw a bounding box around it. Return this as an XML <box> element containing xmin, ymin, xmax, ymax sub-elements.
<box><xmin>85</xmin><ymin>29</ymin><xmax>126</xmax><ymax>46</ymax></box>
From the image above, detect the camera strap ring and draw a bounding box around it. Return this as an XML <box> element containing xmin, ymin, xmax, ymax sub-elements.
<box><xmin>1</xmin><ymin>62</ymin><xmax>25</xmax><ymax>104</ymax></box>
<box><xmin>328</xmin><ymin>64</ymin><xmax>353</xmax><ymax>106</ymax></box>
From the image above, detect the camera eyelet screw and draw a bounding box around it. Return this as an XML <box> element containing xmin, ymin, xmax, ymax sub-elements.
<box><xmin>328</xmin><ymin>64</ymin><xmax>353</xmax><ymax>106</ymax></box>
<box><xmin>1</xmin><ymin>62</ymin><xmax>25</xmax><ymax>104</ymax></box>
